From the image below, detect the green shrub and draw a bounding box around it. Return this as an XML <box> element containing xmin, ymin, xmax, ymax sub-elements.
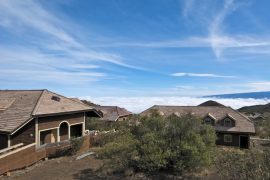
<box><xmin>97</xmin><ymin>112</ymin><xmax>216</xmax><ymax>175</ymax></box>
<box><xmin>70</xmin><ymin>137</ymin><xmax>84</xmax><ymax>155</ymax></box>
<box><xmin>215</xmin><ymin>149</ymin><xmax>270</xmax><ymax>179</ymax></box>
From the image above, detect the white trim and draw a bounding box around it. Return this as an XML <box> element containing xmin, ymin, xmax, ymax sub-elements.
<box><xmin>7</xmin><ymin>135</ymin><xmax>11</xmax><ymax>147</ymax></box>
<box><xmin>0</xmin><ymin>143</ymin><xmax>23</xmax><ymax>154</ymax></box>
<box><xmin>59</xmin><ymin>120</ymin><xmax>70</xmax><ymax>126</ymax></box>
<box><xmin>69</xmin><ymin>122</ymin><xmax>84</xmax><ymax>126</ymax></box>
<box><xmin>57</xmin><ymin>127</ymin><xmax>60</xmax><ymax>142</ymax></box>
<box><xmin>35</xmin><ymin>118</ymin><xmax>38</xmax><ymax>148</ymax></box>
<box><xmin>224</xmin><ymin>134</ymin><xmax>232</xmax><ymax>143</ymax></box>
<box><xmin>0</xmin><ymin>143</ymin><xmax>36</xmax><ymax>159</ymax></box>
<box><xmin>83</xmin><ymin>112</ymin><xmax>86</xmax><ymax>135</ymax></box>
<box><xmin>39</xmin><ymin>126</ymin><xmax>59</xmax><ymax>132</ymax></box>
<box><xmin>11</xmin><ymin>118</ymin><xmax>34</xmax><ymax>135</ymax></box>
<box><xmin>70</xmin><ymin>122</ymin><xmax>84</xmax><ymax>138</ymax></box>
<box><xmin>38</xmin><ymin>127</ymin><xmax>58</xmax><ymax>146</ymax></box>
<box><xmin>59</xmin><ymin>121</ymin><xmax>70</xmax><ymax>140</ymax></box>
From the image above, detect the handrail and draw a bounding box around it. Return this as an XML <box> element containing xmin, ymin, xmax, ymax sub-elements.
<box><xmin>0</xmin><ymin>143</ymin><xmax>35</xmax><ymax>159</ymax></box>
<box><xmin>0</xmin><ymin>143</ymin><xmax>24</xmax><ymax>154</ymax></box>
<box><xmin>250</xmin><ymin>137</ymin><xmax>270</xmax><ymax>142</ymax></box>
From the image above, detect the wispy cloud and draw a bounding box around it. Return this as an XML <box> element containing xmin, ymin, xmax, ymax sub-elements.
<box><xmin>208</xmin><ymin>0</ymin><xmax>236</xmax><ymax>58</ymax></box>
<box><xmin>246</xmin><ymin>81</ymin><xmax>270</xmax><ymax>92</ymax></box>
<box><xmin>182</xmin><ymin>0</ymin><xmax>194</xmax><ymax>18</ymax></box>
<box><xmin>171</xmin><ymin>72</ymin><xmax>236</xmax><ymax>78</ymax></box>
<box><xmin>0</xmin><ymin>0</ymin><xmax>143</xmax><ymax>86</ymax></box>
<box><xmin>87</xmin><ymin>0</ymin><xmax>270</xmax><ymax>60</ymax></box>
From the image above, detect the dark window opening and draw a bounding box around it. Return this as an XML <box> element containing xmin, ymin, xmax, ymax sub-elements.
<box><xmin>70</xmin><ymin>124</ymin><xmax>83</xmax><ymax>138</ymax></box>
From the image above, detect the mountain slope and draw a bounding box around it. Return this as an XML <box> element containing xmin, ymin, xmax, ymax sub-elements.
<box><xmin>206</xmin><ymin>91</ymin><xmax>270</xmax><ymax>99</ymax></box>
<box><xmin>239</xmin><ymin>103</ymin><xmax>270</xmax><ymax>114</ymax></box>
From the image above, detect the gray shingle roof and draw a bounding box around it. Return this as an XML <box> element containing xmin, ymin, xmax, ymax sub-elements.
<box><xmin>93</xmin><ymin>106</ymin><xmax>132</xmax><ymax>121</ymax></box>
<box><xmin>140</xmin><ymin>105</ymin><xmax>255</xmax><ymax>134</ymax></box>
<box><xmin>0</xmin><ymin>90</ymin><xmax>96</xmax><ymax>133</ymax></box>
<box><xmin>0</xmin><ymin>90</ymin><xmax>42</xmax><ymax>132</ymax></box>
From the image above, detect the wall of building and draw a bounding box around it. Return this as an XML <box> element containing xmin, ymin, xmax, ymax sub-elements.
<box><xmin>0</xmin><ymin>134</ymin><xmax>8</xmax><ymax>150</ymax></box>
<box><xmin>216</xmin><ymin>132</ymin><xmax>249</xmax><ymax>148</ymax></box>
<box><xmin>10</xmin><ymin>120</ymin><xmax>35</xmax><ymax>146</ymax></box>
<box><xmin>38</xmin><ymin>113</ymin><xmax>85</xmax><ymax>131</ymax></box>
<box><xmin>0</xmin><ymin>134</ymin><xmax>93</xmax><ymax>175</ymax></box>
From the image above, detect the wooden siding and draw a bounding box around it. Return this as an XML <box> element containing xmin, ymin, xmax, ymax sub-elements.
<box><xmin>0</xmin><ymin>134</ymin><xmax>8</xmax><ymax>150</ymax></box>
<box><xmin>0</xmin><ymin>144</ymin><xmax>46</xmax><ymax>175</ymax></box>
<box><xmin>0</xmin><ymin>134</ymin><xmax>92</xmax><ymax>175</ymax></box>
<box><xmin>38</xmin><ymin>113</ymin><xmax>84</xmax><ymax>131</ymax></box>
<box><xmin>10</xmin><ymin>120</ymin><xmax>35</xmax><ymax>146</ymax></box>
<box><xmin>216</xmin><ymin>133</ymin><xmax>248</xmax><ymax>148</ymax></box>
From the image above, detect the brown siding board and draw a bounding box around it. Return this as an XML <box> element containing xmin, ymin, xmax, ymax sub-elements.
<box><xmin>0</xmin><ymin>134</ymin><xmax>92</xmax><ymax>175</ymax></box>
<box><xmin>10</xmin><ymin>120</ymin><xmax>35</xmax><ymax>146</ymax></box>
<box><xmin>216</xmin><ymin>133</ymin><xmax>240</xmax><ymax>147</ymax></box>
<box><xmin>38</xmin><ymin>113</ymin><xmax>84</xmax><ymax>131</ymax></box>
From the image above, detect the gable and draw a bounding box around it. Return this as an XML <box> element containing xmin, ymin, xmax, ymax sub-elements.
<box><xmin>0</xmin><ymin>90</ymin><xmax>43</xmax><ymax>133</ymax></box>
<box><xmin>32</xmin><ymin>90</ymin><xmax>92</xmax><ymax>116</ymax></box>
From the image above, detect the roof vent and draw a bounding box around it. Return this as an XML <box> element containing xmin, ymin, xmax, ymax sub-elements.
<box><xmin>51</xmin><ymin>96</ymin><xmax>61</xmax><ymax>102</ymax></box>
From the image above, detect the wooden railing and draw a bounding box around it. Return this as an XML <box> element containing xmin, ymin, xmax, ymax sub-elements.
<box><xmin>0</xmin><ymin>143</ymin><xmax>24</xmax><ymax>155</ymax></box>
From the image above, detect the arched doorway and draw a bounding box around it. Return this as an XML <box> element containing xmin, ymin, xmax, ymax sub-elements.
<box><xmin>59</xmin><ymin>122</ymin><xmax>69</xmax><ymax>141</ymax></box>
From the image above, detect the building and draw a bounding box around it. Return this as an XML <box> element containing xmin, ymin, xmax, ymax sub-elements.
<box><xmin>140</xmin><ymin>101</ymin><xmax>255</xmax><ymax>149</ymax></box>
<box><xmin>93</xmin><ymin>106</ymin><xmax>132</xmax><ymax>121</ymax></box>
<box><xmin>0</xmin><ymin>90</ymin><xmax>100</xmax><ymax>150</ymax></box>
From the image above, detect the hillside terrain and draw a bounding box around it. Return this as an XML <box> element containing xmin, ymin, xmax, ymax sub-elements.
<box><xmin>239</xmin><ymin>103</ymin><xmax>270</xmax><ymax>114</ymax></box>
<box><xmin>239</xmin><ymin>103</ymin><xmax>270</xmax><ymax>138</ymax></box>
<box><xmin>206</xmin><ymin>91</ymin><xmax>270</xmax><ymax>99</ymax></box>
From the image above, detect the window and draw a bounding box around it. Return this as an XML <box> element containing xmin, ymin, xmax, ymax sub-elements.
<box><xmin>224</xmin><ymin>134</ymin><xmax>232</xmax><ymax>142</ymax></box>
<box><xmin>224</xmin><ymin>118</ymin><xmax>232</xmax><ymax>127</ymax></box>
<box><xmin>51</xmin><ymin>96</ymin><xmax>61</xmax><ymax>102</ymax></box>
<box><xmin>204</xmin><ymin>117</ymin><xmax>212</xmax><ymax>125</ymax></box>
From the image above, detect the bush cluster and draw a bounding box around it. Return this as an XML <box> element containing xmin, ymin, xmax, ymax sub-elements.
<box><xmin>97</xmin><ymin>112</ymin><xmax>216</xmax><ymax>175</ymax></box>
<box><xmin>215</xmin><ymin>149</ymin><xmax>270</xmax><ymax>179</ymax></box>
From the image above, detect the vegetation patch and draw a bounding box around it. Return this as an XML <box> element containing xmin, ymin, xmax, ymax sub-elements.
<box><xmin>96</xmin><ymin>111</ymin><xmax>217</xmax><ymax>176</ymax></box>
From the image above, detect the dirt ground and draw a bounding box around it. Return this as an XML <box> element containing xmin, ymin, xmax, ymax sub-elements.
<box><xmin>0</xmin><ymin>154</ymin><xmax>218</xmax><ymax>180</ymax></box>
<box><xmin>0</xmin><ymin>154</ymin><xmax>109</xmax><ymax>180</ymax></box>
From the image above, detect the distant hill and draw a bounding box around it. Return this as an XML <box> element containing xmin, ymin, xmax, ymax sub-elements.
<box><xmin>198</xmin><ymin>100</ymin><xmax>225</xmax><ymax>107</ymax></box>
<box><xmin>239</xmin><ymin>103</ymin><xmax>270</xmax><ymax>114</ymax></box>
<box><xmin>206</xmin><ymin>91</ymin><xmax>270</xmax><ymax>99</ymax></box>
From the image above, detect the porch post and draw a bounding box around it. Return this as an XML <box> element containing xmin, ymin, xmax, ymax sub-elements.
<box><xmin>35</xmin><ymin>118</ymin><xmax>39</xmax><ymax>148</ymax></box>
<box><xmin>7</xmin><ymin>135</ymin><xmax>11</xmax><ymax>147</ymax></box>
<box><xmin>68</xmin><ymin>125</ymin><xmax>70</xmax><ymax>139</ymax></box>
<box><xmin>57</xmin><ymin>128</ymin><xmax>60</xmax><ymax>142</ymax></box>
<box><xmin>83</xmin><ymin>112</ymin><xmax>86</xmax><ymax>136</ymax></box>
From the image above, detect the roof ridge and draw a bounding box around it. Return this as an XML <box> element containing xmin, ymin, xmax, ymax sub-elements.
<box><xmin>154</xmin><ymin>105</ymin><xmax>230</xmax><ymax>108</ymax></box>
<box><xmin>231</xmin><ymin>107</ymin><xmax>254</xmax><ymax>123</ymax></box>
<box><xmin>31</xmin><ymin>89</ymin><xmax>46</xmax><ymax>115</ymax></box>
<box><xmin>45</xmin><ymin>90</ymin><xmax>93</xmax><ymax>109</ymax></box>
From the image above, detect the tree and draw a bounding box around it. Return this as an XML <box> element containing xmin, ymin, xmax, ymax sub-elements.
<box><xmin>98</xmin><ymin>112</ymin><xmax>216</xmax><ymax>175</ymax></box>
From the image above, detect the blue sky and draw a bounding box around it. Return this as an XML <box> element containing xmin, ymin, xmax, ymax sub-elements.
<box><xmin>1</xmin><ymin>0</ymin><xmax>270</xmax><ymax>101</ymax></box>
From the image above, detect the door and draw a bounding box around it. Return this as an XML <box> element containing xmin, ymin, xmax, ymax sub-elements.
<box><xmin>240</xmin><ymin>136</ymin><xmax>249</xmax><ymax>149</ymax></box>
